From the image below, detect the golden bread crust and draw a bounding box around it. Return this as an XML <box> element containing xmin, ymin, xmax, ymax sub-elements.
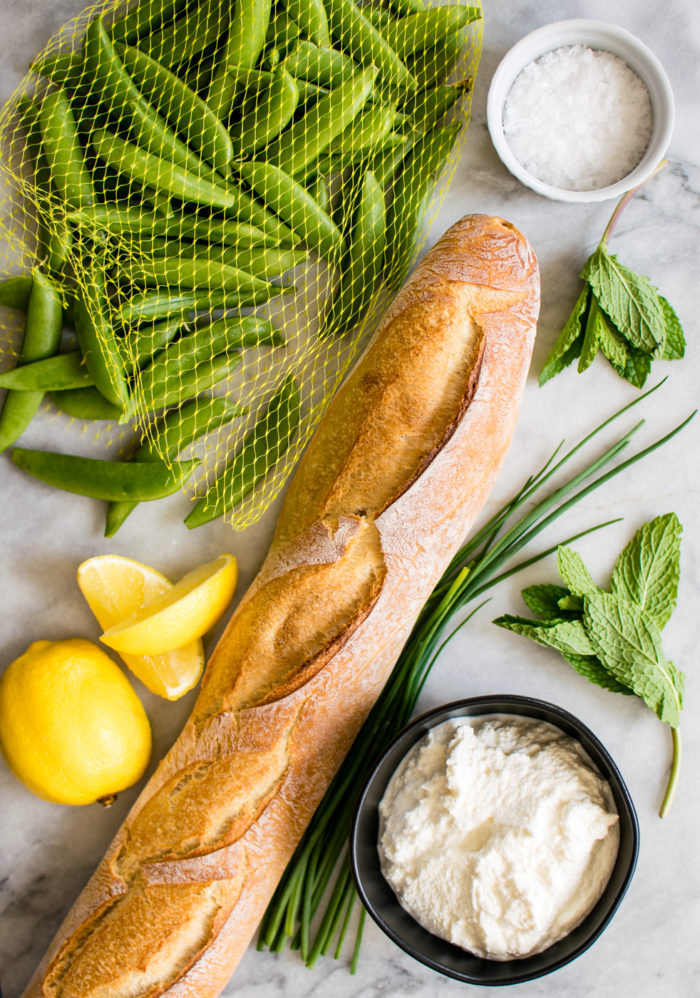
<box><xmin>23</xmin><ymin>214</ymin><xmax>539</xmax><ymax>998</ymax></box>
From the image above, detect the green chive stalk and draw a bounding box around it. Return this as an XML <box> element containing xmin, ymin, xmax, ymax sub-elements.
<box><xmin>258</xmin><ymin>381</ymin><xmax>693</xmax><ymax>969</ymax></box>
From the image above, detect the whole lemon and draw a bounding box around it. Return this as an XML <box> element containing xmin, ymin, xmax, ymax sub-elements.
<box><xmin>0</xmin><ymin>638</ymin><xmax>151</xmax><ymax>805</ymax></box>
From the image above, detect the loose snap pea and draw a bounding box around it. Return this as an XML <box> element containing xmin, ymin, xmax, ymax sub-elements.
<box><xmin>110</xmin><ymin>0</ymin><xmax>193</xmax><ymax>46</ymax></box>
<box><xmin>283</xmin><ymin>40</ymin><xmax>356</xmax><ymax>87</ymax></box>
<box><xmin>385</xmin><ymin>121</ymin><xmax>461</xmax><ymax>290</ymax></box>
<box><xmin>230</xmin><ymin>66</ymin><xmax>299</xmax><ymax>156</ymax></box>
<box><xmin>324</xmin><ymin>0</ymin><xmax>416</xmax><ymax>92</ymax></box>
<box><xmin>378</xmin><ymin>7</ymin><xmax>477</xmax><ymax>61</ymax></box>
<box><xmin>237</xmin><ymin>160</ymin><xmax>344</xmax><ymax>259</ymax></box>
<box><xmin>11</xmin><ymin>447</ymin><xmax>200</xmax><ymax>501</ymax></box>
<box><xmin>105</xmin><ymin>395</ymin><xmax>243</xmax><ymax>536</ymax></box>
<box><xmin>282</xmin><ymin>0</ymin><xmax>329</xmax><ymax>47</ymax></box>
<box><xmin>51</xmin><ymin>386</ymin><xmax>123</xmax><ymax>421</ymax></box>
<box><xmin>265</xmin><ymin>66</ymin><xmax>377</xmax><ymax>177</ymax></box>
<box><xmin>73</xmin><ymin>275</ymin><xmax>129</xmax><ymax>410</ymax></box>
<box><xmin>207</xmin><ymin>0</ymin><xmax>273</xmax><ymax>115</ymax></box>
<box><xmin>321</xmin><ymin>169</ymin><xmax>385</xmax><ymax>338</ymax></box>
<box><xmin>0</xmin><ymin>352</ymin><xmax>93</xmax><ymax>392</ymax></box>
<box><xmin>131</xmin><ymin>315</ymin><xmax>281</xmax><ymax>416</ymax></box>
<box><xmin>0</xmin><ymin>269</ymin><xmax>63</xmax><ymax>453</ymax></box>
<box><xmin>401</xmin><ymin>81</ymin><xmax>471</xmax><ymax>132</ymax></box>
<box><xmin>119</xmin><ymin>43</ymin><xmax>233</xmax><ymax>172</ymax></box>
<box><xmin>91</xmin><ymin>128</ymin><xmax>239</xmax><ymax>209</ymax></box>
<box><xmin>37</xmin><ymin>90</ymin><xmax>93</xmax><ymax>210</ymax></box>
<box><xmin>0</xmin><ymin>276</ymin><xmax>32</xmax><ymax>311</ymax></box>
<box><xmin>185</xmin><ymin>374</ymin><xmax>300</xmax><ymax>527</ymax></box>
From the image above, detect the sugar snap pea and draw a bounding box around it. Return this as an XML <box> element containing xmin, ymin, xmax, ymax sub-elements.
<box><xmin>265</xmin><ymin>66</ymin><xmax>377</xmax><ymax>177</ymax></box>
<box><xmin>207</xmin><ymin>0</ymin><xmax>273</xmax><ymax>115</ymax></box>
<box><xmin>321</xmin><ymin>169</ymin><xmax>385</xmax><ymax>338</ymax></box>
<box><xmin>131</xmin><ymin>315</ymin><xmax>281</xmax><ymax>416</ymax></box>
<box><xmin>389</xmin><ymin>0</ymin><xmax>426</xmax><ymax>14</ymax></box>
<box><xmin>68</xmin><ymin>205</ymin><xmax>275</xmax><ymax>248</ymax></box>
<box><xmin>83</xmin><ymin>17</ymin><xmax>207</xmax><ymax>175</ymax></box>
<box><xmin>51</xmin><ymin>386</ymin><xmax>122</xmax><ymax>421</ymax></box>
<box><xmin>110</xmin><ymin>0</ymin><xmax>193</xmax><ymax>46</ymax></box>
<box><xmin>185</xmin><ymin>375</ymin><xmax>300</xmax><ymax>527</ymax></box>
<box><xmin>11</xmin><ymin>447</ymin><xmax>200</xmax><ymax>501</ymax></box>
<box><xmin>402</xmin><ymin>81</ymin><xmax>471</xmax><ymax>132</ymax></box>
<box><xmin>406</xmin><ymin>27</ymin><xmax>467</xmax><ymax>89</ymax></box>
<box><xmin>116</xmin><ymin>283</ymin><xmax>291</xmax><ymax>327</ymax></box>
<box><xmin>237</xmin><ymin>160</ymin><xmax>344</xmax><ymax>259</ymax></box>
<box><xmin>31</xmin><ymin>50</ymin><xmax>82</xmax><ymax>88</ymax></box>
<box><xmin>37</xmin><ymin>89</ymin><xmax>93</xmax><ymax>210</ymax></box>
<box><xmin>306</xmin><ymin>174</ymin><xmax>330</xmax><ymax>212</ymax></box>
<box><xmin>73</xmin><ymin>275</ymin><xmax>129</xmax><ymax>410</ymax></box>
<box><xmin>119</xmin><ymin>255</ymin><xmax>279</xmax><ymax>295</ymax></box>
<box><xmin>231</xmin><ymin>66</ymin><xmax>299</xmax><ymax>156</ymax></box>
<box><xmin>385</xmin><ymin>121</ymin><xmax>461</xmax><ymax>290</ymax></box>
<box><xmin>309</xmin><ymin>102</ymin><xmax>397</xmax><ymax>174</ymax></box>
<box><xmin>122</xmin><ymin>317</ymin><xmax>184</xmax><ymax>374</ymax></box>
<box><xmin>324</xmin><ymin>0</ymin><xmax>416</xmax><ymax>91</ymax></box>
<box><xmin>134</xmin><ymin>351</ymin><xmax>243</xmax><ymax>417</ymax></box>
<box><xmin>368</xmin><ymin>133</ymin><xmax>413</xmax><ymax>187</ymax></box>
<box><xmin>153</xmin><ymin>242</ymin><xmax>307</xmax><ymax>279</ymax></box>
<box><xmin>283</xmin><ymin>40</ymin><xmax>355</xmax><ymax>87</ymax></box>
<box><xmin>143</xmin><ymin>0</ymin><xmax>228</xmax><ymax>71</ymax></box>
<box><xmin>0</xmin><ymin>352</ymin><xmax>93</xmax><ymax>392</ymax></box>
<box><xmin>91</xmin><ymin>128</ymin><xmax>239</xmax><ymax>210</ymax></box>
<box><xmin>0</xmin><ymin>269</ymin><xmax>63</xmax><ymax>453</ymax></box>
<box><xmin>263</xmin><ymin>8</ymin><xmax>303</xmax><ymax>63</ymax></box>
<box><xmin>104</xmin><ymin>395</ymin><xmax>243</xmax><ymax>536</ymax></box>
<box><xmin>378</xmin><ymin>7</ymin><xmax>477</xmax><ymax>61</ymax></box>
<box><xmin>0</xmin><ymin>275</ymin><xmax>32</xmax><ymax>311</ymax></box>
<box><xmin>282</xmin><ymin>0</ymin><xmax>329</xmax><ymax>46</ymax></box>
<box><xmin>119</xmin><ymin>43</ymin><xmax>233</xmax><ymax>172</ymax></box>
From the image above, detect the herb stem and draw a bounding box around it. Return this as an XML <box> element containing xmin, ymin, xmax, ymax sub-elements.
<box><xmin>659</xmin><ymin>726</ymin><xmax>681</xmax><ymax>818</ymax></box>
<box><xmin>600</xmin><ymin>160</ymin><xmax>668</xmax><ymax>247</ymax></box>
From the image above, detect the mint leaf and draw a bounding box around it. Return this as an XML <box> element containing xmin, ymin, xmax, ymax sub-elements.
<box><xmin>521</xmin><ymin>583</ymin><xmax>573</xmax><ymax>619</ymax></box>
<box><xmin>658</xmin><ymin>296</ymin><xmax>686</xmax><ymax>360</ymax></box>
<box><xmin>577</xmin><ymin>295</ymin><xmax>602</xmax><ymax>372</ymax></box>
<box><xmin>623</xmin><ymin>346</ymin><xmax>653</xmax><ymax>388</ymax></box>
<box><xmin>595</xmin><ymin>303</ymin><xmax>630</xmax><ymax>371</ymax></box>
<box><xmin>539</xmin><ymin>285</ymin><xmax>589</xmax><ymax>386</ymax></box>
<box><xmin>558</xmin><ymin>594</ymin><xmax>583</xmax><ymax>613</ymax></box>
<box><xmin>494</xmin><ymin>615</ymin><xmax>596</xmax><ymax>656</ymax></box>
<box><xmin>561</xmin><ymin>651</ymin><xmax>634</xmax><ymax>695</ymax></box>
<box><xmin>610</xmin><ymin>513</ymin><xmax>681</xmax><ymax>629</ymax></box>
<box><xmin>582</xmin><ymin>246</ymin><xmax>665</xmax><ymax>353</ymax></box>
<box><xmin>583</xmin><ymin>592</ymin><xmax>684</xmax><ymax>727</ymax></box>
<box><xmin>557</xmin><ymin>546</ymin><xmax>600</xmax><ymax>597</ymax></box>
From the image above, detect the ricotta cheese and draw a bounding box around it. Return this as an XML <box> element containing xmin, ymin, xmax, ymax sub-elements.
<box><xmin>378</xmin><ymin>715</ymin><xmax>619</xmax><ymax>960</ymax></box>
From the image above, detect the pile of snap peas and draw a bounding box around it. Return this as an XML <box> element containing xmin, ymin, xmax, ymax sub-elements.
<box><xmin>0</xmin><ymin>0</ymin><xmax>480</xmax><ymax>531</ymax></box>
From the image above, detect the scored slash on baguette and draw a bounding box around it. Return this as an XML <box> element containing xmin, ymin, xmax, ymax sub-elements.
<box><xmin>24</xmin><ymin>216</ymin><xmax>539</xmax><ymax>998</ymax></box>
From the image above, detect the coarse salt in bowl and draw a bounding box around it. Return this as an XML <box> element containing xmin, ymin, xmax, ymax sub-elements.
<box><xmin>487</xmin><ymin>20</ymin><xmax>674</xmax><ymax>202</ymax></box>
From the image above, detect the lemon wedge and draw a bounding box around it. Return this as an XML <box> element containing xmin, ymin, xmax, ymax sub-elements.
<box><xmin>77</xmin><ymin>555</ymin><xmax>205</xmax><ymax>700</ymax></box>
<box><xmin>99</xmin><ymin>553</ymin><xmax>237</xmax><ymax>657</ymax></box>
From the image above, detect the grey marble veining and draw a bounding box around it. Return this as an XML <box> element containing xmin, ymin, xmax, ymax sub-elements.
<box><xmin>1</xmin><ymin>0</ymin><xmax>699</xmax><ymax>996</ymax></box>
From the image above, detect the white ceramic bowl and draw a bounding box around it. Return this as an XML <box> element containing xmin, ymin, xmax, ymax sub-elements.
<box><xmin>487</xmin><ymin>19</ymin><xmax>675</xmax><ymax>203</ymax></box>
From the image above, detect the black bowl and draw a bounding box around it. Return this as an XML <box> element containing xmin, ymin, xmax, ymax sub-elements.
<box><xmin>350</xmin><ymin>694</ymin><xmax>639</xmax><ymax>986</ymax></box>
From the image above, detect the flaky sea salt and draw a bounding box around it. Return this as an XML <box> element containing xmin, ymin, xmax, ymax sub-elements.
<box><xmin>503</xmin><ymin>44</ymin><xmax>652</xmax><ymax>191</ymax></box>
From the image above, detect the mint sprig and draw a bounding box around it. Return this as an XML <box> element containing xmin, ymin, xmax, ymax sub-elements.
<box><xmin>494</xmin><ymin>512</ymin><xmax>685</xmax><ymax>817</ymax></box>
<box><xmin>540</xmin><ymin>164</ymin><xmax>686</xmax><ymax>388</ymax></box>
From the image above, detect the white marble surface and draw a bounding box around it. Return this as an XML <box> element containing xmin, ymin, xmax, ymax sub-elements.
<box><xmin>1</xmin><ymin>0</ymin><xmax>699</xmax><ymax>995</ymax></box>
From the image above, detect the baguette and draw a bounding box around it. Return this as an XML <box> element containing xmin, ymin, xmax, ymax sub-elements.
<box><xmin>22</xmin><ymin>214</ymin><xmax>539</xmax><ymax>998</ymax></box>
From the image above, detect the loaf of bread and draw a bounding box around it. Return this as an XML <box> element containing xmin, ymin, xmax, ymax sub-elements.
<box><xmin>23</xmin><ymin>214</ymin><xmax>539</xmax><ymax>998</ymax></box>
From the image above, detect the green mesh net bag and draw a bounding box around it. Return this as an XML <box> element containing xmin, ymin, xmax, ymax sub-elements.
<box><xmin>0</xmin><ymin>0</ymin><xmax>482</xmax><ymax>532</ymax></box>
